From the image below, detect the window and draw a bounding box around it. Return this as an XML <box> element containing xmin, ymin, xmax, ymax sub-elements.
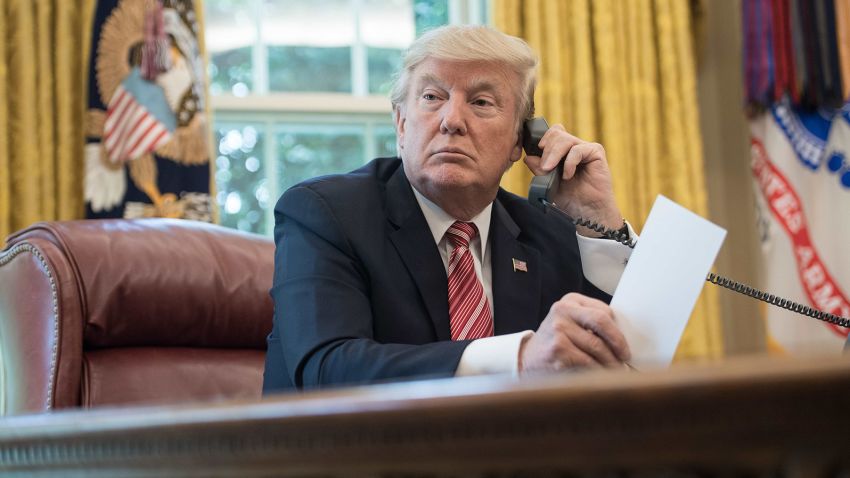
<box><xmin>205</xmin><ymin>0</ymin><xmax>488</xmax><ymax>234</ymax></box>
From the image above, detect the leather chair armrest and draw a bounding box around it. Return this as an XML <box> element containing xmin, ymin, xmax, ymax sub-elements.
<box><xmin>0</xmin><ymin>237</ymin><xmax>85</xmax><ymax>415</ymax></box>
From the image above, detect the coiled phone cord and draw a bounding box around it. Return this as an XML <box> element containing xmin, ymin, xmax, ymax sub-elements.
<box><xmin>540</xmin><ymin>199</ymin><xmax>850</xmax><ymax>329</ymax></box>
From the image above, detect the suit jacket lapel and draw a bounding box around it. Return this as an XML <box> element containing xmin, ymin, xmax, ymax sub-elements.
<box><xmin>490</xmin><ymin>199</ymin><xmax>542</xmax><ymax>334</ymax></box>
<box><xmin>385</xmin><ymin>166</ymin><xmax>452</xmax><ymax>341</ymax></box>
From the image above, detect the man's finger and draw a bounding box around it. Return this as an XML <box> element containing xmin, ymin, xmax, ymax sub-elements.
<box><xmin>541</xmin><ymin>140</ymin><xmax>574</xmax><ymax>173</ymax></box>
<box><xmin>563</xmin><ymin>301</ymin><xmax>631</xmax><ymax>362</ymax></box>
<box><xmin>523</xmin><ymin>154</ymin><xmax>545</xmax><ymax>175</ymax></box>
<box><xmin>537</xmin><ymin>123</ymin><xmax>567</xmax><ymax>151</ymax></box>
<box><xmin>558</xmin><ymin>340</ymin><xmax>599</xmax><ymax>369</ymax></box>
<box><xmin>567</xmin><ymin>322</ymin><xmax>621</xmax><ymax>366</ymax></box>
<box><xmin>538</xmin><ymin>127</ymin><xmax>579</xmax><ymax>172</ymax></box>
<box><xmin>561</xmin><ymin>142</ymin><xmax>602</xmax><ymax>181</ymax></box>
<box><xmin>562</xmin><ymin>292</ymin><xmax>611</xmax><ymax>309</ymax></box>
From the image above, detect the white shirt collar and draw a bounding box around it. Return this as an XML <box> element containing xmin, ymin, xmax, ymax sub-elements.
<box><xmin>411</xmin><ymin>186</ymin><xmax>492</xmax><ymax>257</ymax></box>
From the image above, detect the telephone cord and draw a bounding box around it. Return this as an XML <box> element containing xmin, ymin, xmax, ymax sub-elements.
<box><xmin>540</xmin><ymin>199</ymin><xmax>850</xmax><ymax>329</ymax></box>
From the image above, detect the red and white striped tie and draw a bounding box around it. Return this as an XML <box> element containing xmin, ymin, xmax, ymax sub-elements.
<box><xmin>446</xmin><ymin>221</ymin><xmax>494</xmax><ymax>341</ymax></box>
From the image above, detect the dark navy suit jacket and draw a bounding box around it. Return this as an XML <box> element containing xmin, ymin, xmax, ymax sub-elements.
<box><xmin>262</xmin><ymin>157</ymin><xmax>609</xmax><ymax>392</ymax></box>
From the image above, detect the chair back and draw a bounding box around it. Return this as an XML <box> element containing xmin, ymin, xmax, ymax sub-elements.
<box><xmin>0</xmin><ymin>219</ymin><xmax>274</xmax><ymax>415</ymax></box>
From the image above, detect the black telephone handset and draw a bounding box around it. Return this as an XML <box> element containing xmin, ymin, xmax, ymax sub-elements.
<box><xmin>521</xmin><ymin>117</ymin><xmax>850</xmax><ymax>329</ymax></box>
<box><xmin>523</xmin><ymin>117</ymin><xmax>563</xmax><ymax>213</ymax></box>
<box><xmin>522</xmin><ymin>118</ymin><xmax>632</xmax><ymax>245</ymax></box>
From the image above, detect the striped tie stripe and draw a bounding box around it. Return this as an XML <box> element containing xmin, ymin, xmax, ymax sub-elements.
<box><xmin>446</xmin><ymin>221</ymin><xmax>493</xmax><ymax>341</ymax></box>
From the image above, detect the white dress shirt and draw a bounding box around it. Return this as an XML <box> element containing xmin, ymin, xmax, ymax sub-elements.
<box><xmin>411</xmin><ymin>188</ymin><xmax>635</xmax><ymax>378</ymax></box>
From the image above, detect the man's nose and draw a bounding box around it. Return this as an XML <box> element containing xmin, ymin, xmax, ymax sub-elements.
<box><xmin>439</xmin><ymin>97</ymin><xmax>468</xmax><ymax>135</ymax></box>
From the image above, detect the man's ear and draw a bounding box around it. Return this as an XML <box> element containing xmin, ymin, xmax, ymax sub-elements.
<box><xmin>510</xmin><ymin>131</ymin><xmax>523</xmax><ymax>163</ymax></box>
<box><xmin>393</xmin><ymin>106</ymin><xmax>405</xmax><ymax>150</ymax></box>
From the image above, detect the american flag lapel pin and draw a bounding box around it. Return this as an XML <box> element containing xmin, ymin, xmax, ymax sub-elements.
<box><xmin>512</xmin><ymin>258</ymin><xmax>528</xmax><ymax>272</ymax></box>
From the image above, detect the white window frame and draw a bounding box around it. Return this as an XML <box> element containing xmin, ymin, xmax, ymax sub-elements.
<box><xmin>209</xmin><ymin>0</ymin><xmax>489</xmax><ymax>234</ymax></box>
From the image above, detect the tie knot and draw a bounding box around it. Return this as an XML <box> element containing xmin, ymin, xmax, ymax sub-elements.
<box><xmin>446</xmin><ymin>221</ymin><xmax>477</xmax><ymax>248</ymax></box>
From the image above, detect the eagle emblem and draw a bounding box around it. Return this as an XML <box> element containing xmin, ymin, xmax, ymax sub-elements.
<box><xmin>85</xmin><ymin>0</ymin><xmax>211</xmax><ymax>220</ymax></box>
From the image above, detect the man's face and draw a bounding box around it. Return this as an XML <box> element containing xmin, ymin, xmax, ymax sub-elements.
<box><xmin>394</xmin><ymin>58</ymin><xmax>523</xmax><ymax>208</ymax></box>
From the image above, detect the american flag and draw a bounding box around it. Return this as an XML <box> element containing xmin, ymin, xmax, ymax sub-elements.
<box><xmin>103</xmin><ymin>68</ymin><xmax>175</xmax><ymax>163</ymax></box>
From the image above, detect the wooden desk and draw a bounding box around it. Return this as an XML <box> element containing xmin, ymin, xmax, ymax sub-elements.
<box><xmin>1</xmin><ymin>355</ymin><xmax>849</xmax><ymax>477</ymax></box>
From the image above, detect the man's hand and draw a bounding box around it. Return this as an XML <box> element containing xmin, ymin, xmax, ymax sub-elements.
<box><xmin>519</xmin><ymin>293</ymin><xmax>631</xmax><ymax>373</ymax></box>
<box><xmin>523</xmin><ymin>124</ymin><xmax>622</xmax><ymax>237</ymax></box>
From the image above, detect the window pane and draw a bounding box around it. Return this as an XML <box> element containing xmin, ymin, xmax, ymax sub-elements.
<box><xmin>214</xmin><ymin>124</ymin><xmax>268</xmax><ymax>233</ymax></box>
<box><xmin>413</xmin><ymin>0</ymin><xmax>449</xmax><ymax>36</ymax></box>
<box><xmin>209</xmin><ymin>48</ymin><xmax>253</xmax><ymax>96</ymax></box>
<box><xmin>277</xmin><ymin>128</ymin><xmax>365</xmax><ymax>191</ymax></box>
<box><xmin>374</xmin><ymin>127</ymin><xmax>398</xmax><ymax>158</ymax></box>
<box><xmin>367</xmin><ymin>47</ymin><xmax>403</xmax><ymax>95</ymax></box>
<box><xmin>361</xmin><ymin>0</ymin><xmax>415</xmax><ymax>48</ymax></box>
<box><xmin>263</xmin><ymin>0</ymin><xmax>354</xmax><ymax>93</ymax></box>
<box><xmin>205</xmin><ymin>0</ymin><xmax>256</xmax><ymax>96</ymax></box>
<box><xmin>268</xmin><ymin>46</ymin><xmax>352</xmax><ymax>93</ymax></box>
<box><xmin>362</xmin><ymin>0</ymin><xmax>413</xmax><ymax>94</ymax></box>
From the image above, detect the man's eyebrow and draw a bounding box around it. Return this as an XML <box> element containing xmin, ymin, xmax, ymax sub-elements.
<box><xmin>466</xmin><ymin>78</ymin><xmax>500</xmax><ymax>95</ymax></box>
<box><xmin>416</xmin><ymin>74</ymin><xmax>501</xmax><ymax>95</ymax></box>
<box><xmin>417</xmin><ymin>73</ymin><xmax>446</xmax><ymax>89</ymax></box>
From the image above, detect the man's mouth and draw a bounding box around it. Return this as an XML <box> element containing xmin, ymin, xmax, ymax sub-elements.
<box><xmin>433</xmin><ymin>147</ymin><xmax>471</xmax><ymax>158</ymax></box>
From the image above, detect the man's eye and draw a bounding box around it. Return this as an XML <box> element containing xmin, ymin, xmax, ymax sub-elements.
<box><xmin>472</xmin><ymin>99</ymin><xmax>493</xmax><ymax>106</ymax></box>
<box><xmin>423</xmin><ymin>93</ymin><xmax>438</xmax><ymax>101</ymax></box>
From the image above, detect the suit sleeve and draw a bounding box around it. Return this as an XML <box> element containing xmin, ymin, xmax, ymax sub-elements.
<box><xmin>269</xmin><ymin>185</ymin><xmax>469</xmax><ymax>389</ymax></box>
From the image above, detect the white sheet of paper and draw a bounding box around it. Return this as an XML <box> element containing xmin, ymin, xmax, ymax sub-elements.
<box><xmin>610</xmin><ymin>195</ymin><xmax>726</xmax><ymax>368</ymax></box>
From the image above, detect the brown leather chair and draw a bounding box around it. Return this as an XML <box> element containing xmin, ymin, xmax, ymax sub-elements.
<box><xmin>0</xmin><ymin>219</ymin><xmax>274</xmax><ymax>416</ymax></box>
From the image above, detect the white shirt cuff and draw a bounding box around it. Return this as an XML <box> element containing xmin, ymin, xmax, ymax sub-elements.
<box><xmin>454</xmin><ymin>330</ymin><xmax>534</xmax><ymax>377</ymax></box>
<box><xmin>575</xmin><ymin>222</ymin><xmax>637</xmax><ymax>295</ymax></box>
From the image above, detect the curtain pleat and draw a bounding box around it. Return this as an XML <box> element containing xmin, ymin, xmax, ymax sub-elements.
<box><xmin>495</xmin><ymin>0</ymin><xmax>723</xmax><ymax>360</ymax></box>
<box><xmin>8</xmin><ymin>0</ymin><xmax>40</xmax><ymax>227</ymax></box>
<box><xmin>57</xmin><ymin>0</ymin><xmax>92</xmax><ymax>221</ymax></box>
<box><xmin>834</xmin><ymin>0</ymin><xmax>850</xmax><ymax>101</ymax></box>
<box><xmin>0</xmin><ymin>0</ymin><xmax>94</xmax><ymax>245</ymax></box>
<box><xmin>0</xmin><ymin>1</ymin><xmax>9</xmax><ymax>238</ymax></box>
<box><xmin>37</xmin><ymin>1</ymin><xmax>57</xmax><ymax>220</ymax></box>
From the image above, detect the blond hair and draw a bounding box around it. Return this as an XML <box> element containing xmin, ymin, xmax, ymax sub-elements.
<box><xmin>390</xmin><ymin>25</ymin><xmax>538</xmax><ymax>126</ymax></box>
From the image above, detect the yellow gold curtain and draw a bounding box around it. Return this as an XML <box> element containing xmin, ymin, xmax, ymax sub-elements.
<box><xmin>837</xmin><ymin>0</ymin><xmax>850</xmax><ymax>100</ymax></box>
<box><xmin>0</xmin><ymin>0</ymin><xmax>95</xmax><ymax>246</ymax></box>
<box><xmin>495</xmin><ymin>0</ymin><xmax>723</xmax><ymax>360</ymax></box>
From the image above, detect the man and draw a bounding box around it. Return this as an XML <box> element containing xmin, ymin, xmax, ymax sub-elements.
<box><xmin>263</xmin><ymin>25</ymin><xmax>634</xmax><ymax>392</ymax></box>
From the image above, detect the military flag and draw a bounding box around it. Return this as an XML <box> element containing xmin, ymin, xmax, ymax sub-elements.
<box><xmin>744</xmin><ymin>0</ymin><xmax>850</xmax><ymax>353</ymax></box>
